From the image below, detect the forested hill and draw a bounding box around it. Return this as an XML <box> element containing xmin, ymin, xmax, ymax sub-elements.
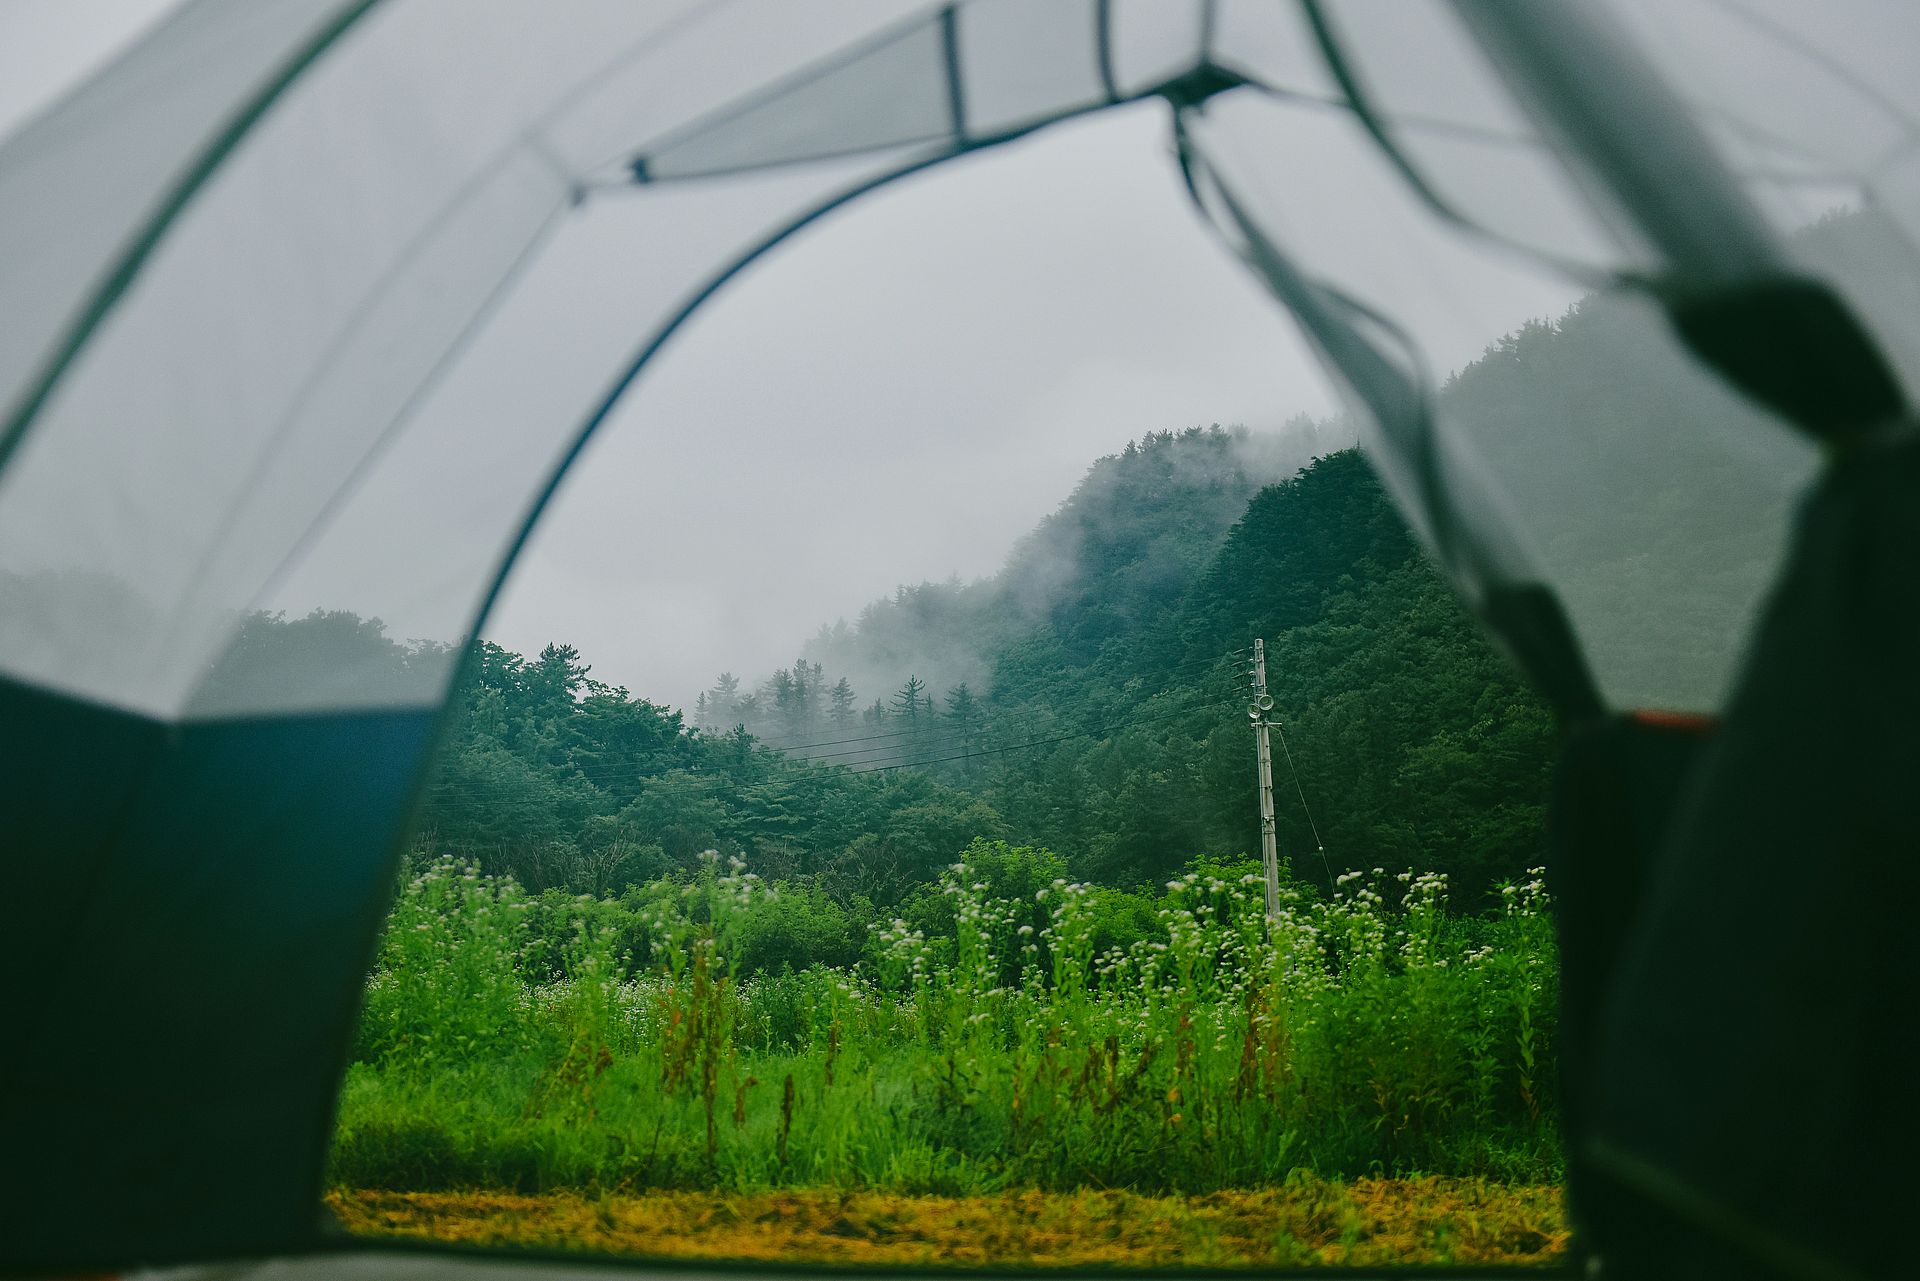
<box><xmin>693</xmin><ymin>424</ymin><xmax>1333</xmax><ymax>737</ymax></box>
<box><xmin>404</xmin><ymin>430</ymin><xmax>1553</xmax><ymax>906</ymax></box>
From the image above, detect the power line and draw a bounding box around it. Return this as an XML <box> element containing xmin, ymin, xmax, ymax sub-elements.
<box><xmin>841</xmin><ymin>696</ymin><xmax>1237</xmax><ymax>776</ymax></box>
<box><xmin>422</xmin><ymin>689</ymin><xmax>1237</xmax><ymax>808</ymax></box>
<box><xmin>785</xmin><ymin>682</ymin><xmax>1238</xmax><ymax>769</ymax></box>
<box><xmin>424</xmin><ymin>649</ymin><xmax>1257</xmax><ymax>804</ymax></box>
<box><xmin>708</xmin><ymin>648</ymin><xmax>1252</xmax><ymax>755</ymax></box>
<box><xmin>1272</xmin><ymin>717</ymin><xmax>1334</xmax><ymax>891</ymax></box>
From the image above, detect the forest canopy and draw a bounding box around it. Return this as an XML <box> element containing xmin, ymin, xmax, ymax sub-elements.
<box><xmin>236</xmin><ymin>426</ymin><xmax>1552</xmax><ymax>912</ymax></box>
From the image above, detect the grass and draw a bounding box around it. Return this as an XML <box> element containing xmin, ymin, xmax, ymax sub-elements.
<box><xmin>330</xmin><ymin>843</ymin><xmax>1562</xmax><ymax>1263</ymax></box>
<box><xmin>329</xmin><ymin>1179</ymin><xmax>1569</xmax><ymax>1268</ymax></box>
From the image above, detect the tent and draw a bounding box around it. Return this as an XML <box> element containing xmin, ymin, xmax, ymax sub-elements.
<box><xmin>2</xmin><ymin>1</ymin><xmax>1915</xmax><ymax>1275</ymax></box>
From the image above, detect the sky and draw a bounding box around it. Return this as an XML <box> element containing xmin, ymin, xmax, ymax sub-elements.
<box><xmin>0</xmin><ymin>2</ymin><xmax>1613</xmax><ymax>716</ymax></box>
<box><xmin>483</xmin><ymin>103</ymin><xmax>1338</xmax><ymax>708</ymax></box>
<box><xmin>0</xmin><ymin>3</ymin><xmax>1341</xmax><ymax>711</ymax></box>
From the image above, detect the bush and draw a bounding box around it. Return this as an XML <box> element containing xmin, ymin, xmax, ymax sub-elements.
<box><xmin>338</xmin><ymin>851</ymin><xmax>1560</xmax><ymax>1193</ymax></box>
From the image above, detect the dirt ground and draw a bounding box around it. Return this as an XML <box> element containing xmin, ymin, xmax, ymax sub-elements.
<box><xmin>329</xmin><ymin>1179</ymin><xmax>1569</xmax><ymax>1269</ymax></box>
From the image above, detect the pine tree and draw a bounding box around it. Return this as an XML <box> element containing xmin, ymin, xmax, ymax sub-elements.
<box><xmin>945</xmin><ymin>682</ymin><xmax>976</xmax><ymax>733</ymax></box>
<box><xmin>705</xmin><ymin>672</ymin><xmax>741</xmax><ymax>728</ymax></box>
<box><xmin>890</xmin><ymin>674</ymin><xmax>928</xmax><ymax>722</ymax></box>
<box><xmin>767</xmin><ymin>668</ymin><xmax>799</xmax><ymax>739</ymax></box>
<box><xmin>829</xmin><ymin>677</ymin><xmax>858</xmax><ymax>728</ymax></box>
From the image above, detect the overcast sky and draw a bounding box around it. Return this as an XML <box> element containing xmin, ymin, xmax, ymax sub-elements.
<box><xmin>3</xmin><ymin>2</ymin><xmax>1604</xmax><ymax>715</ymax></box>
<box><xmin>4</xmin><ymin>3</ymin><xmax>1347</xmax><ymax>710</ymax></box>
<box><xmin>485</xmin><ymin>103</ymin><xmax>1338</xmax><ymax>707</ymax></box>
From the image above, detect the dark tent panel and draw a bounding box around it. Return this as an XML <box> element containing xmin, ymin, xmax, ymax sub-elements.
<box><xmin>2</xmin><ymin>678</ymin><xmax>438</xmax><ymax>1264</ymax></box>
<box><xmin>2</xmin><ymin>0</ymin><xmax>1918</xmax><ymax>1274</ymax></box>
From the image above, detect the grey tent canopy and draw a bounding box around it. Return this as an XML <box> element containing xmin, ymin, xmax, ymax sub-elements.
<box><xmin>2</xmin><ymin>0</ymin><xmax>1918</xmax><ymax>1274</ymax></box>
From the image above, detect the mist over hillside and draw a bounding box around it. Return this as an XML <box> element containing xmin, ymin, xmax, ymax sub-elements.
<box><xmin>210</xmin><ymin>243</ymin><xmax>1863</xmax><ymax>901</ymax></box>
<box><xmin>692</xmin><ymin>419</ymin><xmax>1350</xmax><ymax>746</ymax></box>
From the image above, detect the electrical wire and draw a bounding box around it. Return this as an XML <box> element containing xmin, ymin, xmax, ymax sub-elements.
<box><xmin>421</xmin><ymin>687</ymin><xmax>1240</xmax><ymax>809</ymax></box>
<box><xmin>843</xmin><ymin>695</ymin><xmax>1238</xmax><ymax>776</ymax></box>
<box><xmin>1271</xmin><ymin>718</ymin><xmax>1334</xmax><ymax>891</ymax></box>
<box><xmin>732</xmin><ymin>647</ymin><xmax>1251</xmax><ymax>754</ymax></box>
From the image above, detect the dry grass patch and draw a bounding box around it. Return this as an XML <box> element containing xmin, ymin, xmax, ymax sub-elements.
<box><xmin>329</xmin><ymin>1178</ymin><xmax>1567</xmax><ymax>1269</ymax></box>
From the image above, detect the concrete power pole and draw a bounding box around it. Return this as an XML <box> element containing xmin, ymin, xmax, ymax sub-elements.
<box><xmin>1249</xmin><ymin>638</ymin><xmax>1281</xmax><ymax>928</ymax></box>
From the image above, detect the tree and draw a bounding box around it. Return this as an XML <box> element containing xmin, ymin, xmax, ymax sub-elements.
<box><xmin>703</xmin><ymin>672</ymin><xmax>742</xmax><ymax>729</ymax></box>
<box><xmin>890</xmin><ymin>674</ymin><xmax>928</xmax><ymax>721</ymax></box>
<box><xmin>765</xmin><ymin>667</ymin><xmax>798</xmax><ymax>739</ymax></box>
<box><xmin>828</xmin><ymin>677</ymin><xmax>858</xmax><ymax>728</ymax></box>
<box><xmin>945</xmin><ymin>682</ymin><xmax>977</xmax><ymax>732</ymax></box>
<box><xmin>526</xmin><ymin>642</ymin><xmax>590</xmax><ymax>715</ymax></box>
<box><xmin>946</xmin><ymin>682</ymin><xmax>980</xmax><ymax>776</ymax></box>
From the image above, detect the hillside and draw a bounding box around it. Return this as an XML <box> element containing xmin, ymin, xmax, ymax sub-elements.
<box><xmin>398</xmin><ymin>426</ymin><xmax>1552</xmax><ymax>906</ymax></box>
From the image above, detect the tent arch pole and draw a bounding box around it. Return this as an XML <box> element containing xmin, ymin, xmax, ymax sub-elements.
<box><xmin>0</xmin><ymin>0</ymin><xmax>387</xmax><ymax>476</ymax></box>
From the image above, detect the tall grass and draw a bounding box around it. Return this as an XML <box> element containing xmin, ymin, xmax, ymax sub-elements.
<box><xmin>333</xmin><ymin>844</ymin><xmax>1557</xmax><ymax>1195</ymax></box>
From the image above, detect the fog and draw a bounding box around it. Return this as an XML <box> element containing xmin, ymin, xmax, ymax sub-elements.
<box><xmin>0</xmin><ymin>3</ymin><xmax>1605</xmax><ymax>719</ymax></box>
<box><xmin>482</xmin><ymin>103</ymin><xmax>1339</xmax><ymax>710</ymax></box>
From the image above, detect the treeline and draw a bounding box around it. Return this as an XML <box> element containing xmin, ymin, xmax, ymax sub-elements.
<box><xmin>415</xmin><ymin>640</ymin><xmax>1002</xmax><ymax>904</ymax></box>
<box><xmin>693</xmin><ymin>423</ymin><xmax>1320</xmax><ymax>753</ymax></box>
<box><xmin>407</xmin><ymin>431</ymin><xmax>1552</xmax><ymax>907</ymax></box>
<box><xmin>694</xmin><ymin>661</ymin><xmax>978</xmax><ymax>760</ymax></box>
<box><xmin>214</xmin><ymin>423</ymin><xmax>1556</xmax><ymax>907</ymax></box>
<box><xmin>668</xmin><ymin>435</ymin><xmax>1551</xmax><ymax>898</ymax></box>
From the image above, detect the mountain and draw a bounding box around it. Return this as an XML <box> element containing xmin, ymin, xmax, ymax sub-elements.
<box><xmin>681</xmin><ymin>425</ymin><xmax>1553</xmax><ymax>898</ymax></box>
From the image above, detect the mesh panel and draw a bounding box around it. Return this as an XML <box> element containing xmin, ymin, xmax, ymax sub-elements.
<box><xmin>1311</xmin><ymin>0</ymin><xmax>1647</xmax><ymax>272</ymax></box>
<box><xmin>959</xmin><ymin>0</ymin><xmax>1106</xmax><ymax>136</ymax></box>
<box><xmin>641</xmin><ymin>12</ymin><xmax>953</xmax><ymax>180</ymax></box>
<box><xmin>1107</xmin><ymin>0</ymin><xmax>1206</xmax><ymax>96</ymax></box>
<box><xmin>0</xmin><ymin>0</ymin><xmax>1160</xmax><ymax>720</ymax></box>
<box><xmin>0</xmin><ymin>0</ymin><xmax>358</xmax><ymax>438</ymax></box>
<box><xmin>1606</xmin><ymin>0</ymin><xmax>1920</xmax><ymax>396</ymax></box>
<box><xmin>1184</xmin><ymin>86</ymin><xmax>1819</xmax><ymax>713</ymax></box>
<box><xmin>1209</xmin><ymin>0</ymin><xmax>1341</xmax><ymax>101</ymax></box>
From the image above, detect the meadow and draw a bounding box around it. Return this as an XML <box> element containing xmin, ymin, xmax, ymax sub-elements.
<box><xmin>330</xmin><ymin>842</ymin><xmax>1561</xmax><ymax>1263</ymax></box>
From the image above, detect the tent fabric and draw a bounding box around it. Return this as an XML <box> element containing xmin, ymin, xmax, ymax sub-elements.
<box><xmin>2</xmin><ymin>683</ymin><xmax>440</xmax><ymax>1264</ymax></box>
<box><xmin>1174</xmin><ymin>0</ymin><xmax>1920</xmax><ymax>713</ymax></box>
<box><xmin>1178</xmin><ymin>87</ymin><xmax>1821</xmax><ymax>713</ymax></box>
<box><xmin>2</xmin><ymin>0</ymin><xmax>1915</xmax><ymax>726</ymax></box>
<box><xmin>1582</xmin><ymin>432</ymin><xmax>1920</xmax><ymax>1281</ymax></box>
<box><xmin>3</xmin><ymin>0</ymin><xmax>1920</xmax><ymax>1272</ymax></box>
<box><xmin>0</xmin><ymin>0</ymin><xmax>365</xmax><ymax>454</ymax></box>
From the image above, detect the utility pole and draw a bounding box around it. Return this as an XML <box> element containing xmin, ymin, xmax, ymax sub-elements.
<box><xmin>1249</xmin><ymin>638</ymin><xmax>1281</xmax><ymax>929</ymax></box>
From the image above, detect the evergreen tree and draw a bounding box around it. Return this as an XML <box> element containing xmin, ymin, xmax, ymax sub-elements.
<box><xmin>890</xmin><ymin>674</ymin><xmax>928</xmax><ymax>722</ymax></box>
<box><xmin>828</xmin><ymin>677</ymin><xmax>858</xmax><ymax>729</ymax></box>
<box><xmin>705</xmin><ymin>672</ymin><xmax>742</xmax><ymax>728</ymax></box>
<box><xmin>946</xmin><ymin>681</ymin><xmax>980</xmax><ymax>777</ymax></box>
<box><xmin>766</xmin><ymin>667</ymin><xmax>799</xmax><ymax>739</ymax></box>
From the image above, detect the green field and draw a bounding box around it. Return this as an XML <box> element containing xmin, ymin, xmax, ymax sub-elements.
<box><xmin>330</xmin><ymin>844</ymin><xmax>1559</xmax><ymax>1263</ymax></box>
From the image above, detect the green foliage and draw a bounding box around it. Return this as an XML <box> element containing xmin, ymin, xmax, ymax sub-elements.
<box><xmin>355</xmin><ymin>857</ymin><xmax>532</xmax><ymax>1067</ymax></box>
<box><xmin>676</xmin><ymin>432</ymin><xmax>1553</xmax><ymax>902</ymax></box>
<box><xmin>333</xmin><ymin>853</ymin><xmax>1560</xmax><ymax>1194</ymax></box>
<box><xmin>198</xmin><ymin>415</ymin><xmax>1554</xmax><ymax>914</ymax></box>
<box><xmin>394</xmin><ymin>430</ymin><xmax>1552</xmax><ymax>911</ymax></box>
